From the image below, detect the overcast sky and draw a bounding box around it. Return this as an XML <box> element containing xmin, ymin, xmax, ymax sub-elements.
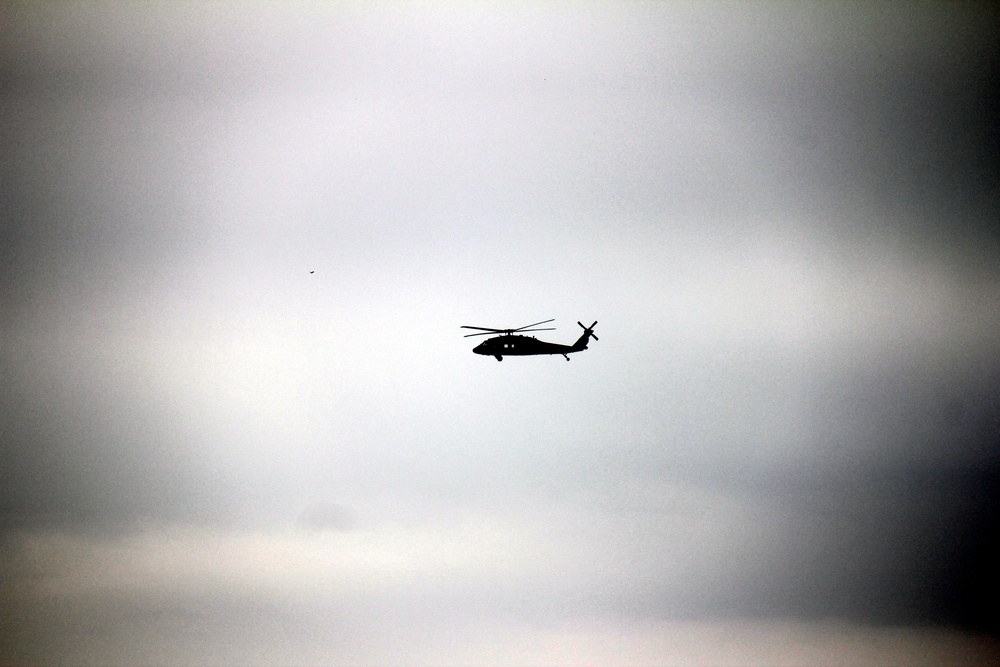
<box><xmin>2</xmin><ymin>2</ymin><xmax>999</xmax><ymax>665</ymax></box>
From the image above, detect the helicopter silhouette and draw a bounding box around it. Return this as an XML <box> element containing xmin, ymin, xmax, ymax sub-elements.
<box><xmin>461</xmin><ymin>319</ymin><xmax>598</xmax><ymax>361</ymax></box>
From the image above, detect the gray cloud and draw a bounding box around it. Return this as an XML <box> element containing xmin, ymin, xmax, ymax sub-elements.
<box><xmin>2</xmin><ymin>2</ymin><xmax>998</xmax><ymax>664</ymax></box>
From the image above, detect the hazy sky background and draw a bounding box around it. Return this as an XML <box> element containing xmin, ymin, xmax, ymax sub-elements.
<box><xmin>2</xmin><ymin>2</ymin><xmax>999</xmax><ymax>665</ymax></box>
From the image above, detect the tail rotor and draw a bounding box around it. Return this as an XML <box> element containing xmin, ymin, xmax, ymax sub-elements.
<box><xmin>577</xmin><ymin>321</ymin><xmax>598</xmax><ymax>341</ymax></box>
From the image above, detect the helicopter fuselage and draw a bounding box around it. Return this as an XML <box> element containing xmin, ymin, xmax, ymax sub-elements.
<box><xmin>472</xmin><ymin>334</ymin><xmax>586</xmax><ymax>361</ymax></box>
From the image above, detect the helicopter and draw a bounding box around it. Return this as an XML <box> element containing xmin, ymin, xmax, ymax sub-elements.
<box><xmin>461</xmin><ymin>319</ymin><xmax>598</xmax><ymax>361</ymax></box>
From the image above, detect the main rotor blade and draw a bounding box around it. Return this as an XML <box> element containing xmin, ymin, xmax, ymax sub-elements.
<box><xmin>460</xmin><ymin>325</ymin><xmax>505</xmax><ymax>332</ymax></box>
<box><xmin>513</xmin><ymin>319</ymin><xmax>555</xmax><ymax>332</ymax></box>
<box><xmin>463</xmin><ymin>327</ymin><xmax>556</xmax><ymax>338</ymax></box>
